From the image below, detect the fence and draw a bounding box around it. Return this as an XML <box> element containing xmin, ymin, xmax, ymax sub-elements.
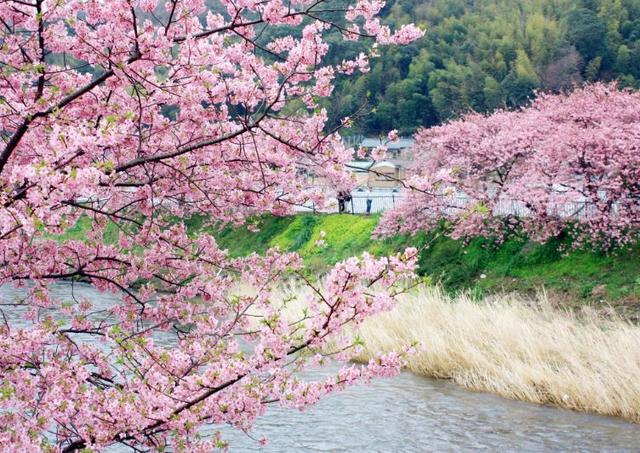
<box><xmin>295</xmin><ymin>191</ymin><xmax>621</xmax><ymax>221</ymax></box>
<box><xmin>445</xmin><ymin>196</ymin><xmax>616</xmax><ymax>221</ymax></box>
<box><xmin>425</xmin><ymin>195</ymin><xmax>625</xmax><ymax>221</ymax></box>
<box><xmin>347</xmin><ymin>193</ymin><xmax>404</xmax><ymax>214</ymax></box>
<box><xmin>294</xmin><ymin>192</ymin><xmax>405</xmax><ymax>214</ymax></box>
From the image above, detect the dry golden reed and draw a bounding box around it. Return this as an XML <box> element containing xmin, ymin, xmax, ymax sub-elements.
<box><xmin>353</xmin><ymin>286</ymin><xmax>640</xmax><ymax>422</ymax></box>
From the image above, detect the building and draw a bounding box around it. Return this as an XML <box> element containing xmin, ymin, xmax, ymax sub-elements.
<box><xmin>346</xmin><ymin>136</ymin><xmax>415</xmax><ymax>191</ymax></box>
<box><xmin>297</xmin><ymin>136</ymin><xmax>415</xmax><ymax>213</ymax></box>
<box><xmin>346</xmin><ymin>160</ymin><xmax>406</xmax><ymax>190</ymax></box>
<box><xmin>358</xmin><ymin>137</ymin><xmax>415</xmax><ymax>160</ymax></box>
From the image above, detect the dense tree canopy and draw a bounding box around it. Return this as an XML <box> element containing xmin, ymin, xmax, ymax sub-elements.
<box><xmin>326</xmin><ymin>0</ymin><xmax>640</xmax><ymax>135</ymax></box>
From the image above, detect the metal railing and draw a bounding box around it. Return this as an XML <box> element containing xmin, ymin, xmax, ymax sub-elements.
<box><xmin>346</xmin><ymin>194</ymin><xmax>404</xmax><ymax>214</ymax></box>
<box><xmin>294</xmin><ymin>191</ymin><xmax>631</xmax><ymax>220</ymax></box>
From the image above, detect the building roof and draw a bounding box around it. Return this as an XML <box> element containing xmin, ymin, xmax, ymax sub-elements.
<box><xmin>360</xmin><ymin>137</ymin><xmax>415</xmax><ymax>150</ymax></box>
<box><xmin>386</xmin><ymin>158</ymin><xmax>413</xmax><ymax>168</ymax></box>
<box><xmin>347</xmin><ymin>158</ymin><xmax>412</xmax><ymax>172</ymax></box>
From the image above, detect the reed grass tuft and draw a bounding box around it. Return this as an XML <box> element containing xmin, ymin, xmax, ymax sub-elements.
<box><xmin>353</xmin><ymin>286</ymin><xmax>640</xmax><ymax>422</ymax></box>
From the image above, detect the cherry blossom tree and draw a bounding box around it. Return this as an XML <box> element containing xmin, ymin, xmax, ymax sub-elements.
<box><xmin>0</xmin><ymin>1</ymin><xmax>422</xmax><ymax>451</ymax></box>
<box><xmin>378</xmin><ymin>83</ymin><xmax>640</xmax><ymax>247</ymax></box>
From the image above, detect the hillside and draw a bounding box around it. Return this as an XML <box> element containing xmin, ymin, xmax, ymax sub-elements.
<box><xmin>325</xmin><ymin>0</ymin><xmax>640</xmax><ymax>135</ymax></box>
<box><xmin>52</xmin><ymin>1</ymin><xmax>640</xmax><ymax>135</ymax></box>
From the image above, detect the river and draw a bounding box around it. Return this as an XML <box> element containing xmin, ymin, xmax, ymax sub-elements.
<box><xmin>2</xmin><ymin>282</ymin><xmax>639</xmax><ymax>452</ymax></box>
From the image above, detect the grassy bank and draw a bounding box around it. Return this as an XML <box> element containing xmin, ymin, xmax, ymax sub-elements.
<box><xmin>353</xmin><ymin>286</ymin><xmax>640</xmax><ymax>422</ymax></box>
<box><xmin>204</xmin><ymin>214</ymin><xmax>640</xmax><ymax>310</ymax></box>
<box><xmin>60</xmin><ymin>213</ymin><xmax>640</xmax><ymax>309</ymax></box>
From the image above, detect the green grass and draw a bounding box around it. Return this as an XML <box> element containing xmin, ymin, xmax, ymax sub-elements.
<box><xmin>418</xmin><ymin>233</ymin><xmax>640</xmax><ymax>304</ymax></box>
<box><xmin>57</xmin><ymin>213</ymin><xmax>640</xmax><ymax>306</ymax></box>
<box><xmin>206</xmin><ymin>215</ymin><xmax>640</xmax><ymax>305</ymax></box>
<box><xmin>203</xmin><ymin>215</ymin><xmax>297</xmax><ymax>257</ymax></box>
<box><xmin>48</xmin><ymin>215</ymin><xmax>120</xmax><ymax>245</ymax></box>
<box><xmin>198</xmin><ymin>214</ymin><xmax>381</xmax><ymax>271</ymax></box>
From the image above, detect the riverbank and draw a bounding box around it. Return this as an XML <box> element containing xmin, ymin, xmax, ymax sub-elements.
<box><xmin>206</xmin><ymin>214</ymin><xmax>640</xmax><ymax>314</ymax></box>
<box><xmin>266</xmin><ymin>282</ymin><xmax>640</xmax><ymax>422</ymax></box>
<box><xmin>56</xmin><ymin>215</ymin><xmax>640</xmax><ymax>422</ymax></box>
<box><xmin>60</xmin><ymin>213</ymin><xmax>640</xmax><ymax>312</ymax></box>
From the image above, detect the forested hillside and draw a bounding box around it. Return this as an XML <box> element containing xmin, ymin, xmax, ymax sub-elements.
<box><xmin>325</xmin><ymin>0</ymin><xmax>640</xmax><ymax>135</ymax></box>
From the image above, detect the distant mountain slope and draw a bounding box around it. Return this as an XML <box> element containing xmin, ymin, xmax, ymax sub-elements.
<box><xmin>325</xmin><ymin>0</ymin><xmax>640</xmax><ymax>135</ymax></box>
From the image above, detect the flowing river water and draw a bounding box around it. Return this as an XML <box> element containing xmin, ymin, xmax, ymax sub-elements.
<box><xmin>2</xmin><ymin>282</ymin><xmax>640</xmax><ymax>452</ymax></box>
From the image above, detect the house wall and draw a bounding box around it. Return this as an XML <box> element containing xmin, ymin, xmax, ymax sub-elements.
<box><xmin>366</xmin><ymin>166</ymin><xmax>405</xmax><ymax>189</ymax></box>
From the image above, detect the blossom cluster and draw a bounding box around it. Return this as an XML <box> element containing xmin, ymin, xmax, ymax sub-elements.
<box><xmin>378</xmin><ymin>83</ymin><xmax>640</xmax><ymax>247</ymax></box>
<box><xmin>0</xmin><ymin>0</ymin><xmax>421</xmax><ymax>451</ymax></box>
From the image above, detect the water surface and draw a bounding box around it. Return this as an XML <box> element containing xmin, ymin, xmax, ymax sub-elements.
<box><xmin>3</xmin><ymin>282</ymin><xmax>639</xmax><ymax>452</ymax></box>
<box><xmin>219</xmin><ymin>363</ymin><xmax>640</xmax><ymax>452</ymax></box>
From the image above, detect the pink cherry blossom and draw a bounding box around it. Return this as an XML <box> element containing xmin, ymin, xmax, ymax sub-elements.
<box><xmin>378</xmin><ymin>83</ymin><xmax>640</xmax><ymax>248</ymax></box>
<box><xmin>371</xmin><ymin>145</ymin><xmax>388</xmax><ymax>161</ymax></box>
<box><xmin>0</xmin><ymin>1</ymin><xmax>421</xmax><ymax>451</ymax></box>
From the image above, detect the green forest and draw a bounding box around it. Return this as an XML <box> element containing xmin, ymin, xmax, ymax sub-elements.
<box><xmin>323</xmin><ymin>0</ymin><xmax>640</xmax><ymax>135</ymax></box>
